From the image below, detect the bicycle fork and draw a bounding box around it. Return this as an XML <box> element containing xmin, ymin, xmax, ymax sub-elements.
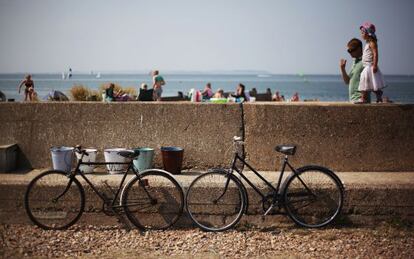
<box><xmin>52</xmin><ymin>177</ymin><xmax>75</xmax><ymax>203</ymax></box>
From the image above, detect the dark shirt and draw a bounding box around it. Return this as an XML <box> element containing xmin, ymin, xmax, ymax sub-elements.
<box><xmin>106</xmin><ymin>88</ymin><xmax>114</xmax><ymax>98</ymax></box>
<box><xmin>138</xmin><ymin>89</ymin><xmax>154</xmax><ymax>101</ymax></box>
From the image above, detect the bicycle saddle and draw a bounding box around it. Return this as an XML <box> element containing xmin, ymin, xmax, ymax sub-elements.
<box><xmin>275</xmin><ymin>145</ymin><xmax>296</xmax><ymax>155</ymax></box>
<box><xmin>117</xmin><ymin>150</ymin><xmax>140</xmax><ymax>159</ymax></box>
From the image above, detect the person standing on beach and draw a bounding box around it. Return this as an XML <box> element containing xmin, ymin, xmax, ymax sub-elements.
<box><xmin>17</xmin><ymin>74</ymin><xmax>35</xmax><ymax>101</ymax></box>
<box><xmin>339</xmin><ymin>38</ymin><xmax>370</xmax><ymax>103</ymax></box>
<box><xmin>358</xmin><ymin>22</ymin><xmax>386</xmax><ymax>103</ymax></box>
<box><xmin>152</xmin><ymin>70</ymin><xmax>165</xmax><ymax>101</ymax></box>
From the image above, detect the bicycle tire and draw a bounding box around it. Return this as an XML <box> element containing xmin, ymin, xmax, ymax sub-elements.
<box><xmin>185</xmin><ymin>171</ymin><xmax>246</xmax><ymax>232</ymax></box>
<box><xmin>122</xmin><ymin>170</ymin><xmax>184</xmax><ymax>230</ymax></box>
<box><xmin>283</xmin><ymin>165</ymin><xmax>344</xmax><ymax>228</ymax></box>
<box><xmin>24</xmin><ymin>170</ymin><xmax>85</xmax><ymax>230</ymax></box>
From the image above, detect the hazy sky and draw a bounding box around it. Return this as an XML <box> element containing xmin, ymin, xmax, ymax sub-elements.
<box><xmin>0</xmin><ymin>0</ymin><xmax>413</xmax><ymax>74</ymax></box>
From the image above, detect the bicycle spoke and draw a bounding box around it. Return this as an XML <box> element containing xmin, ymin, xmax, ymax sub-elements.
<box><xmin>185</xmin><ymin>171</ymin><xmax>245</xmax><ymax>232</ymax></box>
<box><xmin>123</xmin><ymin>171</ymin><xmax>184</xmax><ymax>230</ymax></box>
<box><xmin>284</xmin><ymin>167</ymin><xmax>343</xmax><ymax>228</ymax></box>
<box><xmin>25</xmin><ymin>171</ymin><xmax>85</xmax><ymax>230</ymax></box>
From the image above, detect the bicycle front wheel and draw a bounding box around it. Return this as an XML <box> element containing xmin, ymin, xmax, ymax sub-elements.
<box><xmin>185</xmin><ymin>171</ymin><xmax>246</xmax><ymax>232</ymax></box>
<box><xmin>122</xmin><ymin>170</ymin><xmax>184</xmax><ymax>230</ymax></box>
<box><xmin>24</xmin><ymin>170</ymin><xmax>85</xmax><ymax>230</ymax></box>
<box><xmin>283</xmin><ymin>166</ymin><xmax>344</xmax><ymax>228</ymax></box>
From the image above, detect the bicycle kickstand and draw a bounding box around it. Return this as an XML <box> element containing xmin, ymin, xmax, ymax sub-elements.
<box><xmin>264</xmin><ymin>204</ymin><xmax>275</xmax><ymax>216</ymax></box>
<box><xmin>113</xmin><ymin>209</ymin><xmax>132</xmax><ymax>231</ymax></box>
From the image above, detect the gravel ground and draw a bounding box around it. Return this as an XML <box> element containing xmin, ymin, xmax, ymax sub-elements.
<box><xmin>1</xmin><ymin>223</ymin><xmax>413</xmax><ymax>258</ymax></box>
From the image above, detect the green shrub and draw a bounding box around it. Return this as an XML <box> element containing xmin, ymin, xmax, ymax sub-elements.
<box><xmin>89</xmin><ymin>90</ymin><xmax>102</xmax><ymax>101</ymax></box>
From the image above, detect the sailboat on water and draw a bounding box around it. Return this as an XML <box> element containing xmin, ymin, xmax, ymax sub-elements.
<box><xmin>67</xmin><ymin>68</ymin><xmax>72</xmax><ymax>79</ymax></box>
<box><xmin>96</xmin><ymin>72</ymin><xmax>101</xmax><ymax>79</ymax></box>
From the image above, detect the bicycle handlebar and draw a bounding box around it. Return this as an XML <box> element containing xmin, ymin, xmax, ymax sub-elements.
<box><xmin>74</xmin><ymin>145</ymin><xmax>89</xmax><ymax>156</ymax></box>
<box><xmin>233</xmin><ymin>136</ymin><xmax>243</xmax><ymax>142</ymax></box>
<box><xmin>233</xmin><ymin>136</ymin><xmax>244</xmax><ymax>144</ymax></box>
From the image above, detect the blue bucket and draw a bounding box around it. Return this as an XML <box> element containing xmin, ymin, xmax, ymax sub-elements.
<box><xmin>50</xmin><ymin>146</ymin><xmax>74</xmax><ymax>173</ymax></box>
<box><xmin>133</xmin><ymin>147</ymin><xmax>154</xmax><ymax>172</ymax></box>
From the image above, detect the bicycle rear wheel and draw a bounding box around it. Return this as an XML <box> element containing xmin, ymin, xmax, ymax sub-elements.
<box><xmin>283</xmin><ymin>166</ymin><xmax>344</xmax><ymax>228</ymax></box>
<box><xmin>185</xmin><ymin>171</ymin><xmax>246</xmax><ymax>232</ymax></box>
<box><xmin>24</xmin><ymin>170</ymin><xmax>85</xmax><ymax>230</ymax></box>
<box><xmin>122</xmin><ymin>170</ymin><xmax>184</xmax><ymax>230</ymax></box>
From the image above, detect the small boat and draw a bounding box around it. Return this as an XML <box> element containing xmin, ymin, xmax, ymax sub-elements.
<box><xmin>257</xmin><ymin>74</ymin><xmax>271</xmax><ymax>78</ymax></box>
<box><xmin>61</xmin><ymin>72</ymin><xmax>66</xmax><ymax>80</ymax></box>
<box><xmin>96</xmin><ymin>72</ymin><xmax>101</xmax><ymax>79</ymax></box>
<box><xmin>67</xmin><ymin>68</ymin><xmax>72</xmax><ymax>79</ymax></box>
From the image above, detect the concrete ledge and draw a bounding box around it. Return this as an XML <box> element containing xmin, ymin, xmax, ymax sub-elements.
<box><xmin>243</xmin><ymin>103</ymin><xmax>414</xmax><ymax>171</ymax></box>
<box><xmin>1</xmin><ymin>102</ymin><xmax>413</xmax><ymax>171</ymax></box>
<box><xmin>1</xmin><ymin>170</ymin><xmax>413</xmax><ymax>227</ymax></box>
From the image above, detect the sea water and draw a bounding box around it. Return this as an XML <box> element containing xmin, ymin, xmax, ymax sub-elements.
<box><xmin>1</xmin><ymin>73</ymin><xmax>413</xmax><ymax>103</ymax></box>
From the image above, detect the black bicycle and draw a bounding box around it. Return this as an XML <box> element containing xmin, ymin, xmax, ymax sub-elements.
<box><xmin>185</xmin><ymin>137</ymin><xmax>344</xmax><ymax>231</ymax></box>
<box><xmin>25</xmin><ymin>146</ymin><xmax>184</xmax><ymax>230</ymax></box>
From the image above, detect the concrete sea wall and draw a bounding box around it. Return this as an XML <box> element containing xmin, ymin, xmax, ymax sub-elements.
<box><xmin>0</xmin><ymin>102</ymin><xmax>413</xmax><ymax>171</ymax></box>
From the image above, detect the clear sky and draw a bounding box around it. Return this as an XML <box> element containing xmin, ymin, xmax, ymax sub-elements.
<box><xmin>0</xmin><ymin>0</ymin><xmax>413</xmax><ymax>74</ymax></box>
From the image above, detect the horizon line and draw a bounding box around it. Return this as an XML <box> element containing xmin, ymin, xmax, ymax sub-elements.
<box><xmin>0</xmin><ymin>71</ymin><xmax>413</xmax><ymax>77</ymax></box>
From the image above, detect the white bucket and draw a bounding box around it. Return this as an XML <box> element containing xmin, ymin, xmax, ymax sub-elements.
<box><xmin>50</xmin><ymin>146</ymin><xmax>74</xmax><ymax>173</ymax></box>
<box><xmin>75</xmin><ymin>148</ymin><xmax>98</xmax><ymax>173</ymax></box>
<box><xmin>104</xmin><ymin>148</ymin><xmax>127</xmax><ymax>174</ymax></box>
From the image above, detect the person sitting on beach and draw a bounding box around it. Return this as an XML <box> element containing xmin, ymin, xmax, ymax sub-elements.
<box><xmin>18</xmin><ymin>74</ymin><xmax>35</xmax><ymax>101</ymax></box>
<box><xmin>114</xmin><ymin>89</ymin><xmax>130</xmax><ymax>101</ymax></box>
<box><xmin>231</xmin><ymin>83</ymin><xmax>249</xmax><ymax>102</ymax></box>
<box><xmin>340</xmin><ymin>38</ymin><xmax>370</xmax><ymax>103</ymax></box>
<box><xmin>290</xmin><ymin>92</ymin><xmax>299</xmax><ymax>102</ymax></box>
<box><xmin>250</xmin><ymin>88</ymin><xmax>258</xmax><ymax>97</ymax></box>
<box><xmin>0</xmin><ymin>90</ymin><xmax>6</xmax><ymax>102</ymax></box>
<box><xmin>178</xmin><ymin>91</ymin><xmax>184</xmax><ymax>99</ymax></box>
<box><xmin>266</xmin><ymin>88</ymin><xmax>272</xmax><ymax>96</ymax></box>
<box><xmin>105</xmin><ymin>83</ymin><xmax>115</xmax><ymax>102</ymax></box>
<box><xmin>201</xmin><ymin>82</ymin><xmax>214</xmax><ymax>100</ymax></box>
<box><xmin>152</xmin><ymin>70</ymin><xmax>165</xmax><ymax>101</ymax></box>
<box><xmin>281</xmin><ymin>95</ymin><xmax>286</xmax><ymax>101</ymax></box>
<box><xmin>138</xmin><ymin>83</ymin><xmax>154</xmax><ymax>101</ymax></box>
<box><xmin>272</xmin><ymin>91</ymin><xmax>283</xmax><ymax>101</ymax></box>
<box><xmin>213</xmin><ymin>88</ymin><xmax>225</xmax><ymax>98</ymax></box>
<box><xmin>46</xmin><ymin>90</ymin><xmax>69</xmax><ymax>101</ymax></box>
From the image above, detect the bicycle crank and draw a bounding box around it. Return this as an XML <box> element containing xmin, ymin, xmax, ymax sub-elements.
<box><xmin>262</xmin><ymin>194</ymin><xmax>281</xmax><ymax>215</ymax></box>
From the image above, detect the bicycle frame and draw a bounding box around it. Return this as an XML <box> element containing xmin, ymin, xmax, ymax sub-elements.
<box><xmin>67</xmin><ymin>156</ymin><xmax>140</xmax><ymax>210</ymax></box>
<box><xmin>228</xmin><ymin>153</ymin><xmax>299</xmax><ymax>201</ymax></box>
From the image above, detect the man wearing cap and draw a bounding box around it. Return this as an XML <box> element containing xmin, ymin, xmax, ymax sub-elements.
<box><xmin>339</xmin><ymin>38</ymin><xmax>370</xmax><ymax>103</ymax></box>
